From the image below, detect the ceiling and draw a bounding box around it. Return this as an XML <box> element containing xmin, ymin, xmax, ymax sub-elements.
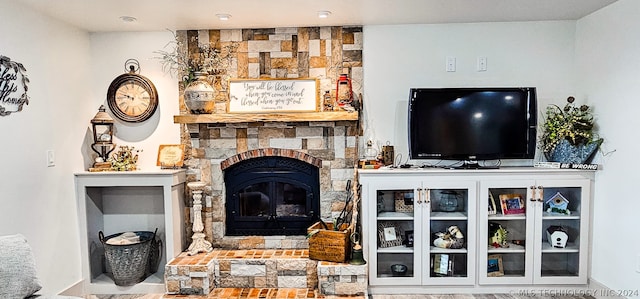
<box><xmin>18</xmin><ymin>0</ymin><xmax>617</xmax><ymax>32</ymax></box>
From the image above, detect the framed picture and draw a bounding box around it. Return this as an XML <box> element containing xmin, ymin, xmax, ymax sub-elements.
<box><xmin>499</xmin><ymin>193</ymin><xmax>526</xmax><ymax>215</ymax></box>
<box><xmin>377</xmin><ymin>222</ymin><xmax>404</xmax><ymax>248</ymax></box>
<box><xmin>228</xmin><ymin>78</ymin><xmax>319</xmax><ymax>113</ymax></box>
<box><xmin>394</xmin><ymin>191</ymin><xmax>414</xmax><ymax>213</ymax></box>
<box><xmin>404</xmin><ymin>230</ymin><xmax>414</xmax><ymax>247</ymax></box>
<box><xmin>432</xmin><ymin>253</ymin><xmax>451</xmax><ymax>276</ymax></box>
<box><xmin>156</xmin><ymin>144</ymin><xmax>185</xmax><ymax>168</ymax></box>
<box><xmin>487</xmin><ymin>254</ymin><xmax>504</xmax><ymax>277</ymax></box>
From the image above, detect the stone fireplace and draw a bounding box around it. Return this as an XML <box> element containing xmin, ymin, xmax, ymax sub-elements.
<box><xmin>175</xmin><ymin>25</ymin><xmax>364</xmax><ymax>250</ymax></box>
<box><xmin>181</xmin><ymin>121</ymin><xmax>360</xmax><ymax>250</ymax></box>
<box><xmin>166</xmin><ymin>25</ymin><xmax>366</xmax><ymax>296</ymax></box>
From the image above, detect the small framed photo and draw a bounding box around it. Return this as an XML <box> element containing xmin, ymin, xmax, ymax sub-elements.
<box><xmin>499</xmin><ymin>193</ymin><xmax>526</xmax><ymax>215</ymax></box>
<box><xmin>404</xmin><ymin>230</ymin><xmax>414</xmax><ymax>247</ymax></box>
<box><xmin>487</xmin><ymin>254</ymin><xmax>504</xmax><ymax>277</ymax></box>
<box><xmin>377</xmin><ymin>222</ymin><xmax>404</xmax><ymax>248</ymax></box>
<box><xmin>157</xmin><ymin>144</ymin><xmax>185</xmax><ymax>168</ymax></box>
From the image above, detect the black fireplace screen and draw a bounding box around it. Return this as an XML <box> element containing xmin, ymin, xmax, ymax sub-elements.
<box><xmin>224</xmin><ymin>156</ymin><xmax>320</xmax><ymax>235</ymax></box>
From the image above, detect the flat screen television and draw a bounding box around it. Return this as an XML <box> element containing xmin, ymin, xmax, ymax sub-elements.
<box><xmin>408</xmin><ymin>87</ymin><xmax>537</xmax><ymax>168</ymax></box>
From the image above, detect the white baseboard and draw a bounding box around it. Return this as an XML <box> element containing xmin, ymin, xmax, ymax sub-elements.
<box><xmin>58</xmin><ymin>279</ymin><xmax>85</xmax><ymax>297</ymax></box>
<box><xmin>588</xmin><ymin>278</ymin><xmax>614</xmax><ymax>299</ymax></box>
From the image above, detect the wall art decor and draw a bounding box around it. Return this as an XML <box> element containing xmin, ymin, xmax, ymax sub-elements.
<box><xmin>0</xmin><ymin>55</ymin><xmax>30</xmax><ymax>116</ymax></box>
<box><xmin>228</xmin><ymin>78</ymin><xmax>319</xmax><ymax>113</ymax></box>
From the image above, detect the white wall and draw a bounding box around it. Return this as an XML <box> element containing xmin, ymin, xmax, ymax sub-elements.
<box><xmin>89</xmin><ymin>31</ymin><xmax>180</xmax><ymax>170</ymax></box>
<box><xmin>0</xmin><ymin>2</ymin><xmax>179</xmax><ymax>295</ymax></box>
<box><xmin>362</xmin><ymin>21</ymin><xmax>577</xmax><ymax>165</ymax></box>
<box><xmin>0</xmin><ymin>0</ymin><xmax>91</xmax><ymax>295</ymax></box>
<box><xmin>575</xmin><ymin>0</ymin><xmax>640</xmax><ymax>295</ymax></box>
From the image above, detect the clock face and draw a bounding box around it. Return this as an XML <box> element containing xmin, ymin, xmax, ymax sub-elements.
<box><xmin>115</xmin><ymin>81</ymin><xmax>151</xmax><ymax>117</ymax></box>
<box><xmin>107</xmin><ymin>73</ymin><xmax>158</xmax><ymax>122</ymax></box>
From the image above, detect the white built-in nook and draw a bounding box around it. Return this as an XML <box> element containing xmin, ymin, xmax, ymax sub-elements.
<box><xmin>74</xmin><ymin>170</ymin><xmax>186</xmax><ymax>294</ymax></box>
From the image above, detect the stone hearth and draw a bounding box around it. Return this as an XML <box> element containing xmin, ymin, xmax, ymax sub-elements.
<box><xmin>165</xmin><ymin>249</ymin><xmax>366</xmax><ymax>296</ymax></box>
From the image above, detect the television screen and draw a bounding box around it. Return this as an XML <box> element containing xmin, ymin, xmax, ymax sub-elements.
<box><xmin>408</xmin><ymin>87</ymin><xmax>537</xmax><ymax>164</ymax></box>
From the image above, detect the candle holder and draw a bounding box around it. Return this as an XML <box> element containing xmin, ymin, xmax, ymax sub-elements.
<box><xmin>186</xmin><ymin>181</ymin><xmax>212</xmax><ymax>255</ymax></box>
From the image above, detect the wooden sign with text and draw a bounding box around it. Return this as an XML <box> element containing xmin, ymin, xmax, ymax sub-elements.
<box><xmin>228</xmin><ymin>78</ymin><xmax>319</xmax><ymax>113</ymax></box>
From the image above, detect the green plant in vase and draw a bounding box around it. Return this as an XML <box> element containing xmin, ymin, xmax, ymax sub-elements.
<box><xmin>540</xmin><ymin>96</ymin><xmax>603</xmax><ymax>164</ymax></box>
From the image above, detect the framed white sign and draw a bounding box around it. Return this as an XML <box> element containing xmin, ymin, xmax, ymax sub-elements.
<box><xmin>228</xmin><ymin>78</ymin><xmax>319</xmax><ymax>113</ymax></box>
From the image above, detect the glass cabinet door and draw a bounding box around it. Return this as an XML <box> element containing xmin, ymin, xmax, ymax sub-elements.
<box><xmin>422</xmin><ymin>182</ymin><xmax>476</xmax><ymax>285</ymax></box>
<box><xmin>369</xmin><ymin>183</ymin><xmax>422</xmax><ymax>286</ymax></box>
<box><xmin>479</xmin><ymin>180</ymin><xmax>535</xmax><ymax>285</ymax></box>
<box><xmin>479</xmin><ymin>179</ymin><xmax>590</xmax><ymax>285</ymax></box>
<box><xmin>534</xmin><ymin>179</ymin><xmax>590</xmax><ymax>285</ymax></box>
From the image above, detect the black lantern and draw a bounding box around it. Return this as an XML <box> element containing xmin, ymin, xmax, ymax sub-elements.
<box><xmin>90</xmin><ymin>105</ymin><xmax>115</xmax><ymax>171</ymax></box>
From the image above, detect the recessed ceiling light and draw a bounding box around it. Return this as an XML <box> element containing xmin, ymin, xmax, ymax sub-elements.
<box><xmin>119</xmin><ymin>16</ymin><xmax>137</xmax><ymax>23</ymax></box>
<box><xmin>318</xmin><ymin>11</ymin><xmax>331</xmax><ymax>19</ymax></box>
<box><xmin>216</xmin><ymin>14</ymin><xmax>231</xmax><ymax>21</ymax></box>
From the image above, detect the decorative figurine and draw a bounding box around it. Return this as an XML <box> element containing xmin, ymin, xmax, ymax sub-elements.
<box><xmin>489</xmin><ymin>222</ymin><xmax>509</xmax><ymax>248</ymax></box>
<box><xmin>546</xmin><ymin>225</ymin><xmax>569</xmax><ymax>248</ymax></box>
<box><xmin>546</xmin><ymin>192</ymin><xmax>571</xmax><ymax>215</ymax></box>
<box><xmin>433</xmin><ymin>225</ymin><xmax>464</xmax><ymax>249</ymax></box>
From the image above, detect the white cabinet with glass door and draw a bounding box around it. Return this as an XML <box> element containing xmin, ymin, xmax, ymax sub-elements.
<box><xmin>360</xmin><ymin>170</ymin><xmax>476</xmax><ymax>287</ymax></box>
<box><xmin>478</xmin><ymin>176</ymin><xmax>591</xmax><ymax>285</ymax></box>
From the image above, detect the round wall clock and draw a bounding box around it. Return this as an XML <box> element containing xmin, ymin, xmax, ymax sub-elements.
<box><xmin>107</xmin><ymin>60</ymin><xmax>158</xmax><ymax>123</ymax></box>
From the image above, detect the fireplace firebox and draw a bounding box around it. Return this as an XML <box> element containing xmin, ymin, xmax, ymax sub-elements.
<box><xmin>224</xmin><ymin>156</ymin><xmax>320</xmax><ymax>236</ymax></box>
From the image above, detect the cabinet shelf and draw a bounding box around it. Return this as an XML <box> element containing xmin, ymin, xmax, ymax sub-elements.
<box><xmin>173</xmin><ymin>111</ymin><xmax>358</xmax><ymax>124</ymax></box>
<box><xmin>542</xmin><ymin>212</ymin><xmax>581</xmax><ymax>220</ymax></box>
<box><xmin>430</xmin><ymin>246</ymin><xmax>468</xmax><ymax>254</ymax></box>
<box><xmin>488</xmin><ymin>214</ymin><xmax>526</xmax><ymax>220</ymax></box>
<box><xmin>377</xmin><ymin>211</ymin><xmax>414</xmax><ymax>220</ymax></box>
<box><xmin>487</xmin><ymin>244</ymin><xmax>526</xmax><ymax>253</ymax></box>
<box><xmin>541</xmin><ymin>242</ymin><xmax>580</xmax><ymax>253</ymax></box>
<box><xmin>377</xmin><ymin>245</ymin><xmax>414</xmax><ymax>253</ymax></box>
<box><xmin>430</xmin><ymin>211</ymin><xmax>468</xmax><ymax>220</ymax></box>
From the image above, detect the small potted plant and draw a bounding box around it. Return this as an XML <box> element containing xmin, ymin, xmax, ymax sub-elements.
<box><xmin>540</xmin><ymin>96</ymin><xmax>603</xmax><ymax>164</ymax></box>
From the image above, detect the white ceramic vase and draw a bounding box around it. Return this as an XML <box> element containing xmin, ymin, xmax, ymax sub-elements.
<box><xmin>184</xmin><ymin>72</ymin><xmax>215</xmax><ymax>114</ymax></box>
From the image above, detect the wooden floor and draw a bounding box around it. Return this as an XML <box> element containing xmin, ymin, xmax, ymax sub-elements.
<box><xmin>85</xmin><ymin>292</ymin><xmax>595</xmax><ymax>299</ymax></box>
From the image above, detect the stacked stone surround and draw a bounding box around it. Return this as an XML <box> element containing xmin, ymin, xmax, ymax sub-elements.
<box><xmin>177</xmin><ymin>25</ymin><xmax>364</xmax><ymax>249</ymax></box>
<box><xmin>172</xmin><ymin>25</ymin><xmax>366</xmax><ymax>296</ymax></box>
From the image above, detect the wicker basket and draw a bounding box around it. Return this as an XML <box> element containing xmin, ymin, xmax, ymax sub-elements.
<box><xmin>99</xmin><ymin>230</ymin><xmax>156</xmax><ymax>286</ymax></box>
<box><xmin>307</xmin><ymin>221</ymin><xmax>351</xmax><ymax>263</ymax></box>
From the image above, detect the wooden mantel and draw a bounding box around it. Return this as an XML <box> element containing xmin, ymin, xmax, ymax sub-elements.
<box><xmin>173</xmin><ymin>111</ymin><xmax>359</xmax><ymax>124</ymax></box>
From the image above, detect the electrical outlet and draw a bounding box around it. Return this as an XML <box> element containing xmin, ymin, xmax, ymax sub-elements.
<box><xmin>446</xmin><ymin>56</ymin><xmax>456</xmax><ymax>72</ymax></box>
<box><xmin>46</xmin><ymin>150</ymin><xmax>55</xmax><ymax>167</ymax></box>
<box><xmin>477</xmin><ymin>56</ymin><xmax>487</xmax><ymax>71</ymax></box>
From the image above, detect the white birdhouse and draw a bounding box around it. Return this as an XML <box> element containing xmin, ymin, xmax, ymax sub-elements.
<box><xmin>546</xmin><ymin>225</ymin><xmax>568</xmax><ymax>248</ymax></box>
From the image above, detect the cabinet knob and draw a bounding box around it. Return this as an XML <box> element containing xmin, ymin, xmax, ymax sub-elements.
<box><xmin>416</xmin><ymin>188</ymin><xmax>423</xmax><ymax>204</ymax></box>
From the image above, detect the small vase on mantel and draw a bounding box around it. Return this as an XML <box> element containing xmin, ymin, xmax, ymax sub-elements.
<box><xmin>184</xmin><ymin>72</ymin><xmax>215</xmax><ymax>114</ymax></box>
